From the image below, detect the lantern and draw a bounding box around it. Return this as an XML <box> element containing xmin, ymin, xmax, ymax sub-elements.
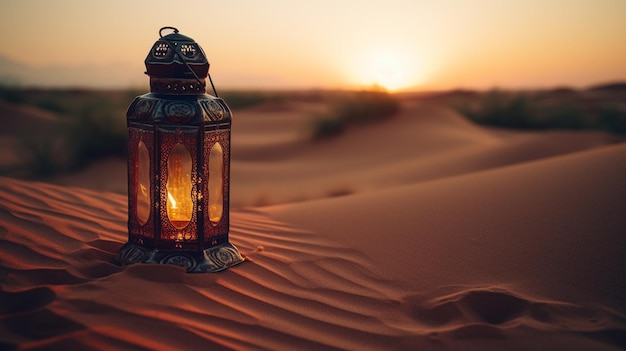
<box><xmin>115</xmin><ymin>27</ymin><xmax>244</xmax><ymax>272</ymax></box>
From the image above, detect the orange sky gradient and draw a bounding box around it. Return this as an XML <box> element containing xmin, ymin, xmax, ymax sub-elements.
<box><xmin>1</xmin><ymin>0</ymin><xmax>625</xmax><ymax>91</ymax></box>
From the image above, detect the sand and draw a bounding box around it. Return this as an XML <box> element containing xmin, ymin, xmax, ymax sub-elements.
<box><xmin>1</xmin><ymin>99</ymin><xmax>626</xmax><ymax>350</ymax></box>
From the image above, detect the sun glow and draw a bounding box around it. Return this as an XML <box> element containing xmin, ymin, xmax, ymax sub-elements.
<box><xmin>352</xmin><ymin>50</ymin><xmax>424</xmax><ymax>91</ymax></box>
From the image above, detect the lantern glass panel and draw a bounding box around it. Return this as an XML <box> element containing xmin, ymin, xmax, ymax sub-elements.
<box><xmin>136</xmin><ymin>140</ymin><xmax>151</xmax><ymax>225</ymax></box>
<box><xmin>166</xmin><ymin>143</ymin><xmax>193</xmax><ymax>229</ymax></box>
<box><xmin>208</xmin><ymin>142</ymin><xmax>224</xmax><ymax>225</ymax></box>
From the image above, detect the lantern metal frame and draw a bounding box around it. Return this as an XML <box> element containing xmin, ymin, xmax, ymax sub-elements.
<box><xmin>115</xmin><ymin>27</ymin><xmax>244</xmax><ymax>272</ymax></box>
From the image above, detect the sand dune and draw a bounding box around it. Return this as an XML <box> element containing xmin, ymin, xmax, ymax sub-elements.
<box><xmin>232</xmin><ymin>101</ymin><xmax>617</xmax><ymax>207</ymax></box>
<box><xmin>264</xmin><ymin>143</ymin><xmax>626</xmax><ymax>307</ymax></box>
<box><xmin>0</xmin><ymin>101</ymin><xmax>60</xmax><ymax>166</ymax></box>
<box><xmin>1</xmin><ymin>99</ymin><xmax>626</xmax><ymax>350</ymax></box>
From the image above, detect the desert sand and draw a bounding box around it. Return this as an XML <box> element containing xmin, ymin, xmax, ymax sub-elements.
<box><xmin>1</xmin><ymin>98</ymin><xmax>626</xmax><ymax>350</ymax></box>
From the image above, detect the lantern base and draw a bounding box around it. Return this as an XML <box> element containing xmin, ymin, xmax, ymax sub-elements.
<box><xmin>115</xmin><ymin>242</ymin><xmax>245</xmax><ymax>273</ymax></box>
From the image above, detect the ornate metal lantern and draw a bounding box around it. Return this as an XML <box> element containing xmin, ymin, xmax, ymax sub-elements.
<box><xmin>116</xmin><ymin>27</ymin><xmax>244</xmax><ymax>272</ymax></box>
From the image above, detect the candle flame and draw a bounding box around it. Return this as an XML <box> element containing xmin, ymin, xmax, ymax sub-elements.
<box><xmin>167</xmin><ymin>191</ymin><xmax>177</xmax><ymax>209</ymax></box>
<box><xmin>165</xmin><ymin>144</ymin><xmax>193</xmax><ymax>229</ymax></box>
<box><xmin>140</xmin><ymin>184</ymin><xmax>148</xmax><ymax>196</ymax></box>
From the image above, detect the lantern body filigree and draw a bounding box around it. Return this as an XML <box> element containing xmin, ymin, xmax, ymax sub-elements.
<box><xmin>116</xmin><ymin>27</ymin><xmax>244</xmax><ymax>272</ymax></box>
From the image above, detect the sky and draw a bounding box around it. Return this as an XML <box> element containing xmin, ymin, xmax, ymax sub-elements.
<box><xmin>1</xmin><ymin>0</ymin><xmax>625</xmax><ymax>91</ymax></box>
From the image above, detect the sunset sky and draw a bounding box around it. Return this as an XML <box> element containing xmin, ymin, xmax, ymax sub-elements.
<box><xmin>1</xmin><ymin>0</ymin><xmax>625</xmax><ymax>91</ymax></box>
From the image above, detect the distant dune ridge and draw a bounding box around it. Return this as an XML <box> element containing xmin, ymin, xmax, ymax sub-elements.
<box><xmin>231</xmin><ymin>100</ymin><xmax>619</xmax><ymax>207</ymax></box>
<box><xmin>1</xmin><ymin>98</ymin><xmax>626</xmax><ymax>350</ymax></box>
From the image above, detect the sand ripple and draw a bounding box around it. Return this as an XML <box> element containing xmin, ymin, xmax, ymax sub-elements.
<box><xmin>1</xmin><ymin>176</ymin><xmax>625</xmax><ymax>350</ymax></box>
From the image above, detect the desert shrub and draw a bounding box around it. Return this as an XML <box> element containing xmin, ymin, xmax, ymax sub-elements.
<box><xmin>0</xmin><ymin>88</ymin><xmax>129</xmax><ymax>178</ymax></box>
<box><xmin>311</xmin><ymin>117</ymin><xmax>345</xmax><ymax>139</ymax></box>
<box><xmin>464</xmin><ymin>90</ymin><xmax>537</xmax><ymax>129</ymax></box>
<box><xmin>542</xmin><ymin>102</ymin><xmax>586</xmax><ymax>130</ymax></box>
<box><xmin>598</xmin><ymin>105</ymin><xmax>626</xmax><ymax>134</ymax></box>
<box><xmin>0</xmin><ymin>86</ymin><xmax>27</xmax><ymax>104</ymax></box>
<box><xmin>451</xmin><ymin>89</ymin><xmax>626</xmax><ymax>134</ymax></box>
<box><xmin>34</xmin><ymin>97</ymin><xmax>69</xmax><ymax>114</ymax></box>
<box><xmin>64</xmin><ymin>99</ymin><xmax>127</xmax><ymax>169</ymax></box>
<box><xmin>311</xmin><ymin>90</ymin><xmax>400</xmax><ymax>140</ymax></box>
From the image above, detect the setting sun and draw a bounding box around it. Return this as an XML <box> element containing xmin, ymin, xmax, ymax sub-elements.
<box><xmin>350</xmin><ymin>49</ymin><xmax>425</xmax><ymax>91</ymax></box>
<box><xmin>368</xmin><ymin>52</ymin><xmax>406</xmax><ymax>90</ymax></box>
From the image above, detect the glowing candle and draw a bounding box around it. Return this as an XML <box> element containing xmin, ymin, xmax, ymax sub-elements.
<box><xmin>166</xmin><ymin>144</ymin><xmax>192</xmax><ymax>229</ymax></box>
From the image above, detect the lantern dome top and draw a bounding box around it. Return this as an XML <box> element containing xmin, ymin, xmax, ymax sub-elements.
<box><xmin>145</xmin><ymin>27</ymin><xmax>209</xmax><ymax>82</ymax></box>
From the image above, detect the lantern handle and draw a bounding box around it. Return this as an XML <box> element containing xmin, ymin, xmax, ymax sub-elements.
<box><xmin>157</xmin><ymin>27</ymin><xmax>220</xmax><ymax>97</ymax></box>
<box><xmin>159</xmin><ymin>26</ymin><xmax>179</xmax><ymax>38</ymax></box>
